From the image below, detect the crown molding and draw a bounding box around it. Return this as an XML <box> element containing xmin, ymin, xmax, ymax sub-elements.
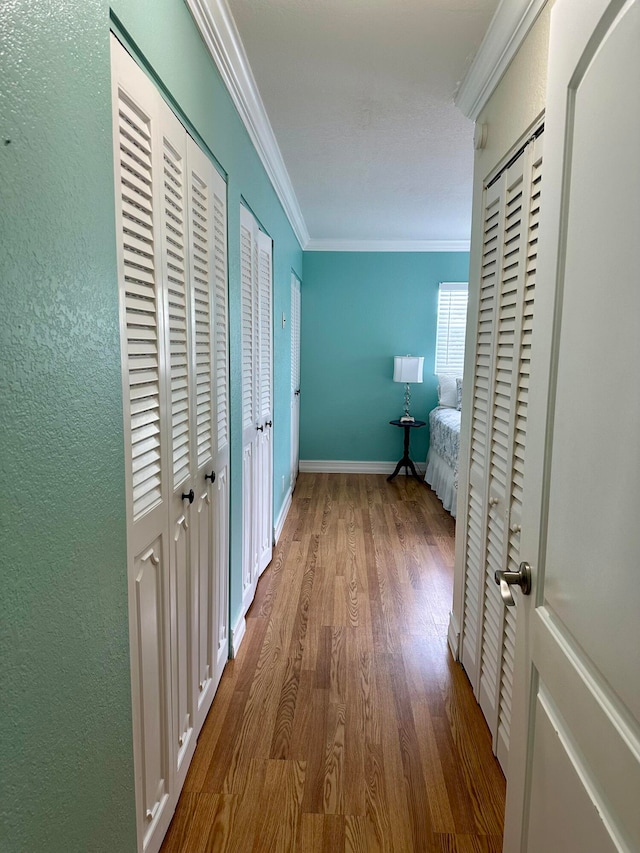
<box><xmin>185</xmin><ymin>0</ymin><xmax>310</xmax><ymax>248</ymax></box>
<box><xmin>305</xmin><ymin>239</ymin><xmax>470</xmax><ymax>253</ymax></box>
<box><xmin>455</xmin><ymin>0</ymin><xmax>548</xmax><ymax>121</ymax></box>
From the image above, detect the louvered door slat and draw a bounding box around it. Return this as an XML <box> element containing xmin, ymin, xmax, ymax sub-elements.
<box><xmin>184</xmin><ymin>151</ymin><xmax>213</xmax><ymax>472</ymax></box>
<box><xmin>258</xmin><ymin>236</ymin><xmax>273</xmax><ymax>421</ymax></box>
<box><xmin>213</xmin><ymin>180</ymin><xmax>229</xmax><ymax>453</ymax></box>
<box><xmin>241</xmin><ymin>222</ymin><xmax>255</xmax><ymax>432</ymax></box>
<box><xmin>159</xmin><ymin>131</ymin><xmax>190</xmax><ymax>492</ymax></box>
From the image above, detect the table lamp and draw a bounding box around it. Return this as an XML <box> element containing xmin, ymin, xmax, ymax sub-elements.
<box><xmin>393</xmin><ymin>355</ymin><xmax>424</xmax><ymax>422</ymax></box>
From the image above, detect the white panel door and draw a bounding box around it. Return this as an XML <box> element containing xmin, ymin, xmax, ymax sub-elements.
<box><xmin>257</xmin><ymin>229</ymin><xmax>273</xmax><ymax>575</ymax></box>
<box><xmin>183</xmin><ymin>136</ymin><xmax>229</xmax><ymax>732</ymax></box>
<box><xmin>159</xmin><ymin>104</ymin><xmax>198</xmax><ymax>792</ymax></box>
<box><xmin>240</xmin><ymin>206</ymin><xmax>259</xmax><ymax>609</ymax></box>
<box><xmin>111</xmin><ymin>38</ymin><xmax>174</xmax><ymax>853</ymax></box>
<box><xmin>461</xmin><ymin>134</ymin><xmax>544</xmax><ymax>772</ymax></box>
<box><xmin>290</xmin><ymin>273</ymin><xmax>301</xmax><ymax>492</ymax></box>
<box><xmin>504</xmin><ymin>1</ymin><xmax>640</xmax><ymax>850</ymax></box>
<box><xmin>210</xmin><ymin>167</ymin><xmax>230</xmax><ymax>697</ymax></box>
<box><xmin>112</xmin><ymin>35</ymin><xmax>230</xmax><ymax>853</ymax></box>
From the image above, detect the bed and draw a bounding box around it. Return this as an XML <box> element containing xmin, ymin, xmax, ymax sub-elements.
<box><xmin>425</xmin><ymin>375</ymin><xmax>462</xmax><ymax>517</ymax></box>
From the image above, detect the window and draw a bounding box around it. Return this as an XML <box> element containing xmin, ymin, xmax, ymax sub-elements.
<box><xmin>435</xmin><ymin>282</ymin><xmax>468</xmax><ymax>375</ymax></box>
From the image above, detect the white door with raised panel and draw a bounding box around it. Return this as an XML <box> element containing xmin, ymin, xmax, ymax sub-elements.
<box><xmin>504</xmin><ymin>1</ymin><xmax>640</xmax><ymax>850</ymax></box>
<box><xmin>290</xmin><ymin>273</ymin><xmax>301</xmax><ymax>492</ymax></box>
<box><xmin>112</xmin><ymin>35</ymin><xmax>229</xmax><ymax>853</ymax></box>
<box><xmin>460</xmin><ymin>132</ymin><xmax>543</xmax><ymax>771</ymax></box>
<box><xmin>240</xmin><ymin>207</ymin><xmax>273</xmax><ymax>612</ymax></box>
<box><xmin>256</xmin><ymin>230</ymin><xmax>273</xmax><ymax>574</ymax></box>
<box><xmin>240</xmin><ymin>206</ymin><xmax>259</xmax><ymax>610</ymax></box>
<box><xmin>112</xmin><ymin>39</ymin><xmax>175</xmax><ymax>853</ymax></box>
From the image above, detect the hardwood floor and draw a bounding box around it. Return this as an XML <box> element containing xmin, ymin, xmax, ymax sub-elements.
<box><xmin>160</xmin><ymin>474</ymin><xmax>505</xmax><ymax>852</ymax></box>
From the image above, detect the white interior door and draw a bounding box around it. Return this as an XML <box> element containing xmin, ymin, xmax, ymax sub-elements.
<box><xmin>111</xmin><ymin>38</ymin><xmax>174</xmax><ymax>853</ymax></box>
<box><xmin>112</xmin><ymin>35</ymin><xmax>230</xmax><ymax>853</ymax></box>
<box><xmin>290</xmin><ymin>273</ymin><xmax>301</xmax><ymax>491</ymax></box>
<box><xmin>504</xmin><ymin>1</ymin><xmax>640</xmax><ymax>850</ymax></box>
<box><xmin>240</xmin><ymin>206</ymin><xmax>259</xmax><ymax>609</ymax></box>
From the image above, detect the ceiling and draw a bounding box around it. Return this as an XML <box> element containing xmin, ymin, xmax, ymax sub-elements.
<box><xmin>225</xmin><ymin>0</ymin><xmax>500</xmax><ymax>248</ymax></box>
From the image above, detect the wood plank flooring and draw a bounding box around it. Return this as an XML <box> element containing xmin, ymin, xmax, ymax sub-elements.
<box><xmin>160</xmin><ymin>474</ymin><xmax>505</xmax><ymax>852</ymax></box>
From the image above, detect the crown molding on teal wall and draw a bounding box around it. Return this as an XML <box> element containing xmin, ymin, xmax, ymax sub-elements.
<box><xmin>306</xmin><ymin>239</ymin><xmax>471</xmax><ymax>252</ymax></box>
<box><xmin>456</xmin><ymin>0</ymin><xmax>548</xmax><ymax>120</ymax></box>
<box><xmin>184</xmin><ymin>0</ymin><xmax>309</xmax><ymax>247</ymax></box>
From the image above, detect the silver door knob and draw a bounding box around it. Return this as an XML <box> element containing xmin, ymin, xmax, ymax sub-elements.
<box><xmin>489</xmin><ymin>496</ymin><xmax>499</xmax><ymax>506</ymax></box>
<box><xmin>495</xmin><ymin>561</ymin><xmax>532</xmax><ymax>606</ymax></box>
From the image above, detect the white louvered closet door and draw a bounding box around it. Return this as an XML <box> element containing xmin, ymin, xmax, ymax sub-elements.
<box><xmin>112</xmin><ymin>35</ymin><xmax>230</xmax><ymax>853</ymax></box>
<box><xmin>183</xmin><ymin>136</ymin><xmax>229</xmax><ymax>733</ymax></box>
<box><xmin>240</xmin><ymin>207</ymin><xmax>274</xmax><ymax>614</ymax></box>
<box><xmin>111</xmin><ymin>38</ymin><xmax>174</xmax><ymax>853</ymax></box>
<box><xmin>459</xmin><ymin>130</ymin><xmax>543</xmax><ymax>773</ymax></box>
<box><xmin>257</xmin><ymin>229</ymin><xmax>273</xmax><ymax>575</ymax></box>
<box><xmin>210</xmin><ymin>166</ymin><xmax>230</xmax><ymax>700</ymax></box>
<box><xmin>240</xmin><ymin>206</ymin><xmax>258</xmax><ymax>609</ymax></box>
<box><xmin>159</xmin><ymin>103</ymin><xmax>199</xmax><ymax>793</ymax></box>
<box><xmin>290</xmin><ymin>273</ymin><xmax>301</xmax><ymax>491</ymax></box>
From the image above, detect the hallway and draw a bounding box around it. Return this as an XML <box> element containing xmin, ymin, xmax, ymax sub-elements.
<box><xmin>160</xmin><ymin>474</ymin><xmax>505</xmax><ymax>852</ymax></box>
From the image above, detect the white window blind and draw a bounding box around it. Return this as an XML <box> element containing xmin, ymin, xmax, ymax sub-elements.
<box><xmin>435</xmin><ymin>282</ymin><xmax>468</xmax><ymax>375</ymax></box>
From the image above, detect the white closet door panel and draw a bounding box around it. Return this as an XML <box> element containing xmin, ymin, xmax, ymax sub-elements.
<box><xmin>460</xmin><ymin>177</ymin><xmax>503</xmax><ymax>686</ymax></box>
<box><xmin>211</xmin><ymin>169</ymin><xmax>229</xmax><ymax>691</ymax></box>
<box><xmin>257</xmin><ymin>231</ymin><xmax>273</xmax><ymax>422</ymax></box>
<box><xmin>257</xmin><ymin>230</ymin><xmax>273</xmax><ymax>573</ymax></box>
<box><xmin>240</xmin><ymin>209</ymin><xmax>256</xmax><ymax>440</ymax></box>
<box><xmin>111</xmin><ymin>36</ymin><xmax>175</xmax><ymax>853</ymax></box>
<box><xmin>162</xmin><ymin>132</ymin><xmax>190</xmax><ymax>491</ymax></box>
<box><xmin>479</xmin><ymin>155</ymin><xmax>527</xmax><ymax>734</ymax></box>
<box><xmin>242</xmin><ymin>441</ymin><xmax>257</xmax><ymax>605</ymax></box>
<box><xmin>212</xmin><ymin>174</ymin><xmax>229</xmax><ymax>457</ymax></box>
<box><xmin>134</xmin><ymin>542</ymin><xmax>171</xmax><ymax>844</ymax></box>
<box><xmin>498</xmin><ymin>134</ymin><xmax>544</xmax><ymax>767</ymax></box>
<box><xmin>212</xmin><ymin>462</ymin><xmax>229</xmax><ymax>687</ymax></box>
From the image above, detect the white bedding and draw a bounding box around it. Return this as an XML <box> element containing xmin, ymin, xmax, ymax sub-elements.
<box><xmin>425</xmin><ymin>406</ymin><xmax>461</xmax><ymax>517</ymax></box>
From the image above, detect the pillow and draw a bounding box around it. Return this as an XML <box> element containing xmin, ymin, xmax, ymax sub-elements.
<box><xmin>437</xmin><ymin>374</ymin><xmax>458</xmax><ymax>408</ymax></box>
<box><xmin>456</xmin><ymin>378</ymin><xmax>463</xmax><ymax>411</ymax></box>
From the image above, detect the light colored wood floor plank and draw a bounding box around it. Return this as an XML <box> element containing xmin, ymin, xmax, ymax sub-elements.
<box><xmin>160</xmin><ymin>474</ymin><xmax>505</xmax><ymax>853</ymax></box>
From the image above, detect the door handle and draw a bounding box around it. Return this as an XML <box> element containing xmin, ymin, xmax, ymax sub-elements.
<box><xmin>205</xmin><ymin>471</ymin><xmax>216</xmax><ymax>483</ymax></box>
<box><xmin>266</xmin><ymin>420</ymin><xmax>272</xmax><ymax>428</ymax></box>
<box><xmin>495</xmin><ymin>561</ymin><xmax>532</xmax><ymax>606</ymax></box>
<box><xmin>294</xmin><ymin>389</ymin><xmax>300</xmax><ymax>396</ymax></box>
<box><xmin>257</xmin><ymin>424</ymin><xmax>264</xmax><ymax>432</ymax></box>
<box><xmin>181</xmin><ymin>489</ymin><xmax>195</xmax><ymax>504</ymax></box>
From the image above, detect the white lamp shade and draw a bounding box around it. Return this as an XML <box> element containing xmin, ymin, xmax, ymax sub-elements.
<box><xmin>393</xmin><ymin>356</ymin><xmax>424</xmax><ymax>383</ymax></box>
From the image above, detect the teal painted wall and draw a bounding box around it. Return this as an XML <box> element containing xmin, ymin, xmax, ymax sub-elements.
<box><xmin>300</xmin><ymin>252</ymin><xmax>470</xmax><ymax>464</ymax></box>
<box><xmin>1</xmin><ymin>2</ymin><xmax>137</xmax><ymax>851</ymax></box>
<box><xmin>110</xmin><ymin>0</ymin><xmax>303</xmax><ymax>647</ymax></box>
<box><xmin>1</xmin><ymin>1</ymin><xmax>302</xmax><ymax>850</ymax></box>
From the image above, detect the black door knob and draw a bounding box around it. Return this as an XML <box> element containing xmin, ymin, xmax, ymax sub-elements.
<box><xmin>205</xmin><ymin>471</ymin><xmax>216</xmax><ymax>483</ymax></box>
<box><xmin>257</xmin><ymin>424</ymin><xmax>264</xmax><ymax>432</ymax></box>
<box><xmin>266</xmin><ymin>420</ymin><xmax>272</xmax><ymax>428</ymax></box>
<box><xmin>182</xmin><ymin>489</ymin><xmax>194</xmax><ymax>504</ymax></box>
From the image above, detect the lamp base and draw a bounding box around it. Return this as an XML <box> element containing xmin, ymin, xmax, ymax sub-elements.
<box><xmin>400</xmin><ymin>415</ymin><xmax>415</xmax><ymax>423</ymax></box>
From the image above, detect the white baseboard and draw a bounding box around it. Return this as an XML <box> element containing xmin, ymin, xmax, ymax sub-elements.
<box><xmin>230</xmin><ymin>613</ymin><xmax>246</xmax><ymax>658</ymax></box>
<box><xmin>299</xmin><ymin>459</ymin><xmax>426</xmax><ymax>475</ymax></box>
<box><xmin>274</xmin><ymin>488</ymin><xmax>292</xmax><ymax>545</ymax></box>
<box><xmin>447</xmin><ymin>610</ymin><xmax>461</xmax><ymax>660</ymax></box>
